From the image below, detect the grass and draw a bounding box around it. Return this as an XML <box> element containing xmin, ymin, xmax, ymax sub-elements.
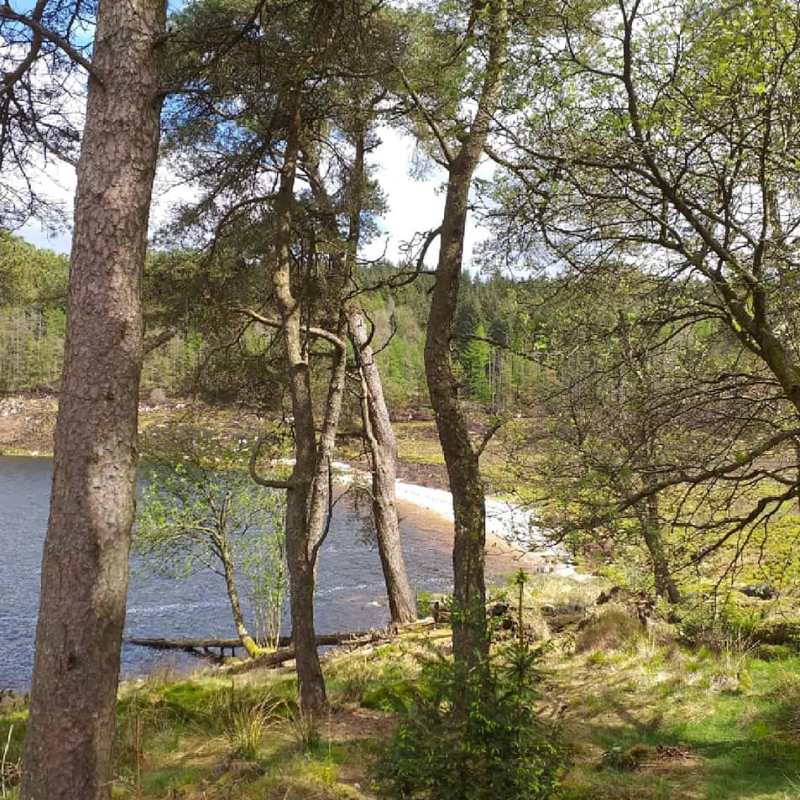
<box><xmin>5</xmin><ymin>576</ymin><xmax>800</xmax><ymax>798</ymax></box>
<box><xmin>6</xmin><ymin>601</ymin><xmax>800</xmax><ymax>799</ymax></box>
<box><xmin>108</xmin><ymin>663</ymin><xmax>395</xmax><ymax>799</ymax></box>
<box><xmin>555</xmin><ymin>635</ymin><xmax>800</xmax><ymax>799</ymax></box>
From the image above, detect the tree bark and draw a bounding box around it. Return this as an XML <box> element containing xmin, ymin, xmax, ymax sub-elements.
<box><xmin>349</xmin><ymin>308</ymin><xmax>417</xmax><ymax>624</ymax></box>
<box><xmin>639</xmin><ymin>494</ymin><xmax>680</xmax><ymax>604</ymax></box>
<box><xmin>421</xmin><ymin>0</ymin><xmax>508</xmax><ymax>667</ymax></box>
<box><xmin>21</xmin><ymin>0</ymin><xmax>165</xmax><ymax>796</ymax></box>
<box><xmin>270</xmin><ymin>108</ymin><xmax>326</xmax><ymax>713</ymax></box>
<box><xmin>219</xmin><ymin>538</ymin><xmax>262</xmax><ymax>658</ymax></box>
<box><xmin>269</xmin><ymin>105</ymin><xmax>349</xmax><ymax>713</ymax></box>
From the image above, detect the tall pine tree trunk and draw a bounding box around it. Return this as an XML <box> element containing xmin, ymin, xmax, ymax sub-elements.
<box><xmin>270</xmin><ymin>107</ymin><xmax>327</xmax><ymax>713</ymax></box>
<box><xmin>422</xmin><ymin>0</ymin><xmax>508</xmax><ymax>667</ymax></box>
<box><xmin>349</xmin><ymin>308</ymin><xmax>417</xmax><ymax>624</ymax></box>
<box><xmin>21</xmin><ymin>0</ymin><xmax>165</xmax><ymax>795</ymax></box>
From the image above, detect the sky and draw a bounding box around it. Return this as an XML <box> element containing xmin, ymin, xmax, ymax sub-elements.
<box><xmin>18</xmin><ymin>126</ymin><xmax>490</xmax><ymax>269</ymax></box>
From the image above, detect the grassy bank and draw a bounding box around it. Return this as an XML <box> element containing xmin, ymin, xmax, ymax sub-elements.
<box><xmin>4</xmin><ymin>577</ymin><xmax>800</xmax><ymax>799</ymax></box>
<box><xmin>0</xmin><ymin>396</ymin><xmax>507</xmax><ymax>492</ymax></box>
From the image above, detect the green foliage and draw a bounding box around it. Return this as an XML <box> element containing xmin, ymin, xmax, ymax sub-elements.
<box><xmin>374</xmin><ymin>637</ymin><xmax>563</xmax><ymax>800</ymax></box>
<box><xmin>135</xmin><ymin>425</ymin><xmax>287</xmax><ymax>642</ymax></box>
<box><xmin>678</xmin><ymin>595</ymin><xmax>765</xmax><ymax>651</ymax></box>
<box><xmin>0</xmin><ymin>308</ymin><xmax>65</xmax><ymax>392</ymax></box>
<box><xmin>461</xmin><ymin>322</ymin><xmax>492</xmax><ymax>405</ymax></box>
<box><xmin>0</xmin><ymin>235</ymin><xmax>204</xmax><ymax>395</ymax></box>
<box><xmin>0</xmin><ymin>230</ymin><xmax>67</xmax><ymax>307</ymax></box>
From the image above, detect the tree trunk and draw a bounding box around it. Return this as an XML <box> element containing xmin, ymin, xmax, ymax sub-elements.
<box><xmin>349</xmin><ymin>308</ymin><xmax>417</xmax><ymax>624</ymax></box>
<box><xmin>21</xmin><ymin>0</ymin><xmax>165</xmax><ymax>796</ymax></box>
<box><xmin>422</xmin><ymin>0</ymin><xmax>508</xmax><ymax>667</ymax></box>
<box><xmin>267</xmin><ymin>105</ymin><xmax>352</xmax><ymax>714</ymax></box>
<box><xmin>219</xmin><ymin>539</ymin><xmax>262</xmax><ymax>658</ymax></box>
<box><xmin>639</xmin><ymin>495</ymin><xmax>680</xmax><ymax>604</ymax></box>
<box><xmin>271</xmin><ymin>111</ymin><xmax>326</xmax><ymax>713</ymax></box>
<box><xmin>425</xmin><ymin>194</ymin><xmax>488</xmax><ymax>660</ymax></box>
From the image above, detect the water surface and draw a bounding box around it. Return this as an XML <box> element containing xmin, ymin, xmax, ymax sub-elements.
<box><xmin>0</xmin><ymin>456</ymin><xmax>513</xmax><ymax>690</ymax></box>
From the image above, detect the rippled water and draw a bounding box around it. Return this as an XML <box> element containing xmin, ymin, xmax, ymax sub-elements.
<box><xmin>0</xmin><ymin>456</ymin><xmax>512</xmax><ymax>691</ymax></box>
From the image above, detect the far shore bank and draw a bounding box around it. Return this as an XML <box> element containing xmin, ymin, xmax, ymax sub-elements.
<box><xmin>0</xmin><ymin>393</ymin><xmax>588</xmax><ymax>581</ymax></box>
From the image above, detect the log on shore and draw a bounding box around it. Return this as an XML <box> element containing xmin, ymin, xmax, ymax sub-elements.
<box><xmin>126</xmin><ymin>631</ymin><xmax>373</xmax><ymax>653</ymax></box>
<box><xmin>220</xmin><ymin>619</ymin><xmax>440</xmax><ymax>675</ymax></box>
<box><xmin>126</xmin><ymin>620</ymin><xmax>438</xmax><ymax>657</ymax></box>
<box><xmin>127</xmin><ymin>637</ymin><xmax>243</xmax><ymax>651</ymax></box>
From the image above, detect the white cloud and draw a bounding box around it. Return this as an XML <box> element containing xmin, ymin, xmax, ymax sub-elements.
<box><xmin>16</xmin><ymin>156</ymin><xmax>77</xmax><ymax>255</ymax></box>
<box><xmin>363</xmin><ymin>126</ymin><xmax>491</xmax><ymax>270</ymax></box>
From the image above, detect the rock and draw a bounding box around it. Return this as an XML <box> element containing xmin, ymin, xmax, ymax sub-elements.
<box><xmin>740</xmin><ymin>583</ymin><xmax>778</xmax><ymax>600</ymax></box>
<box><xmin>489</xmin><ymin>602</ymin><xmax>509</xmax><ymax>617</ymax></box>
<box><xmin>596</xmin><ymin>586</ymin><xmax>624</xmax><ymax>605</ymax></box>
<box><xmin>542</xmin><ymin>601</ymin><xmax>586</xmax><ymax>616</ymax></box>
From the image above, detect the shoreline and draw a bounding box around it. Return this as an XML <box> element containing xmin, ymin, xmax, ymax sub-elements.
<box><xmin>334</xmin><ymin>461</ymin><xmax>592</xmax><ymax>583</ymax></box>
<box><xmin>1</xmin><ymin>394</ymin><xmax>590</xmax><ymax>582</ymax></box>
<box><xmin>395</xmin><ymin>480</ymin><xmax>592</xmax><ymax>583</ymax></box>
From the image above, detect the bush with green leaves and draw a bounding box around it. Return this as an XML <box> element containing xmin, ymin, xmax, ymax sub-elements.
<box><xmin>678</xmin><ymin>593</ymin><xmax>765</xmax><ymax>651</ymax></box>
<box><xmin>373</xmin><ymin>637</ymin><xmax>563</xmax><ymax>800</ymax></box>
<box><xmin>135</xmin><ymin>426</ymin><xmax>287</xmax><ymax>652</ymax></box>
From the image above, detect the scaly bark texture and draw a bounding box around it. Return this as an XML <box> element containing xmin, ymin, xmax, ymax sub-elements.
<box><xmin>21</xmin><ymin>0</ymin><xmax>165</xmax><ymax>796</ymax></box>
<box><xmin>349</xmin><ymin>308</ymin><xmax>417</xmax><ymax>624</ymax></box>
<box><xmin>271</xmin><ymin>110</ymin><xmax>326</xmax><ymax>712</ymax></box>
<box><xmin>269</xmin><ymin>106</ymin><xmax>347</xmax><ymax>713</ymax></box>
<box><xmin>423</xmin><ymin>0</ymin><xmax>508</xmax><ymax>666</ymax></box>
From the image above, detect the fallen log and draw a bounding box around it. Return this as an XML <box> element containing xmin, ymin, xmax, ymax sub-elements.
<box><xmin>127</xmin><ymin>619</ymin><xmax>439</xmax><ymax>659</ymax></box>
<box><xmin>220</xmin><ymin>619</ymin><xmax>439</xmax><ymax>675</ymax></box>
<box><xmin>126</xmin><ymin>631</ymin><xmax>376</xmax><ymax>653</ymax></box>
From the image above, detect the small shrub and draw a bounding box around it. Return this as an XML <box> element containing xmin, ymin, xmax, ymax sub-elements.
<box><xmin>375</xmin><ymin>572</ymin><xmax>563</xmax><ymax>800</ymax></box>
<box><xmin>755</xmin><ymin>643</ymin><xmax>795</xmax><ymax>661</ymax></box>
<box><xmin>373</xmin><ymin>641</ymin><xmax>563</xmax><ymax>799</ymax></box>
<box><xmin>210</xmin><ymin>681</ymin><xmax>284</xmax><ymax>760</ymax></box>
<box><xmin>575</xmin><ymin>606</ymin><xmax>642</xmax><ymax>654</ymax></box>
<box><xmin>678</xmin><ymin>595</ymin><xmax>763</xmax><ymax>651</ymax></box>
<box><xmin>416</xmin><ymin>592</ymin><xmax>436</xmax><ymax>618</ymax></box>
<box><xmin>600</xmin><ymin>743</ymin><xmax>651</xmax><ymax>771</ymax></box>
<box><xmin>224</xmin><ymin>702</ymin><xmax>278</xmax><ymax>760</ymax></box>
<box><xmin>375</xmin><ymin>571</ymin><xmax>562</xmax><ymax>798</ymax></box>
<box><xmin>762</xmin><ymin>676</ymin><xmax>800</xmax><ymax>741</ymax></box>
